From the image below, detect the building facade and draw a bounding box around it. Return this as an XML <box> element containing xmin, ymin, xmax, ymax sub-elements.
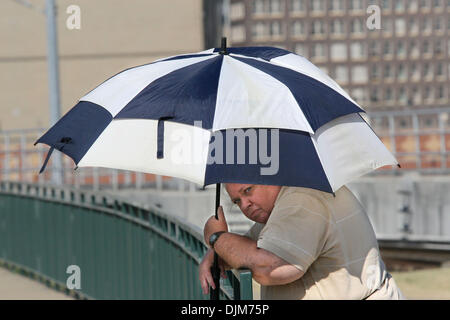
<box><xmin>228</xmin><ymin>0</ymin><xmax>450</xmax><ymax>112</ymax></box>
<box><xmin>227</xmin><ymin>0</ymin><xmax>450</xmax><ymax>169</ymax></box>
<box><xmin>0</xmin><ymin>0</ymin><xmax>205</xmax><ymax>131</ymax></box>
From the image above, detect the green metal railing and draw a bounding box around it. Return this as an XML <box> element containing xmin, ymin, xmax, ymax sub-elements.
<box><xmin>0</xmin><ymin>181</ymin><xmax>253</xmax><ymax>300</ymax></box>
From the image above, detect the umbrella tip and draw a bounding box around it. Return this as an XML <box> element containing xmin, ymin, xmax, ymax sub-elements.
<box><xmin>220</xmin><ymin>37</ymin><xmax>228</xmax><ymax>55</ymax></box>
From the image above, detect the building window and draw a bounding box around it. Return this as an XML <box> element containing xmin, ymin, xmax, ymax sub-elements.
<box><xmin>433</xmin><ymin>0</ymin><xmax>442</xmax><ymax>8</ymax></box>
<box><xmin>395</xmin><ymin>0</ymin><xmax>405</xmax><ymax>11</ymax></box>
<box><xmin>330</xmin><ymin>19</ymin><xmax>345</xmax><ymax>35</ymax></box>
<box><xmin>335</xmin><ymin>65</ymin><xmax>348</xmax><ymax>83</ymax></box>
<box><xmin>437</xmin><ymin>85</ymin><xmax>445</xmax><ymax>99</ymax></box>
<box><xmin>270</xmin><ymin>21</ymin><xmax>283</xmax><ymax>37</ymax></box>
<box><xmin>436</xmin><ymin>62</ymin><xmax>444</xmax><ymax>77</ymax></box>
<box><xmin>370</xmin><ymin>88</ymin><xmax>379</xmax><ymax>102</ymax></box>
<box><xmin>349</xmin><ymin>0</ymin><xmax>363</xmax><ymax>11</ymax></box>
<box><xmin>253</xmin><ymin>0</ymin><xmax>265</xmax><ymax>14</ymax></box>
<box><xmin>434</xmin><ymin>40</ymin><xmax>443</xmax><ymax>55</ymax></box>
<box><xmin>396</xmin><ymin>41</ymin><xmax>406</xmax><ymax>57</ymax></box>
<box><xmin>412</xmin><ymin>86</ymin><xmax>421</xmax><ymax>103</ymax></box>
<box><xmin>423</xmin><ymin>62</ymin><xmax>433</xmax><ymax>78</ymax></box>
<box><xmin>294</xmin><ymin>43</ymin><xmax>307</xmax><ymax>56</ymax></box>
<box><xmin>383</xmin><ymin>18</ymin><xmax>393</xmax><ymax>34</ymax></box>
<box><xmin>420</xmin><ymin>0</ymin><xmax>429</xmax><ymax>9</ymax></box>
<box><xmin>424</xmin><ymin>86</ymin><xmax>433</xmax><ymax>101</ymax></box>
<box><xmin>420</xmin><ymin>116</ymin><xmax>437</xmax><ymax>129</ymax></box>
<box><xmin>397</xmin><ymin>117</ymin><xmax>411</xmax><ymax>129</ymax></box>
<box><xmin>408</xmin><ymin>40</ymin><xmax>419</xmax><ymax>57</ymax></box>
<box><xmin>422</xmin><ymin>40</ymin><xmax>431</xmax><ymax>55</ymax></box>
<box><xmin>383</xmin><ymin>64</ymin><xmax>393</xmax><ymax>79</ymax></box>
<box><xmin>351</xmin><ymin>88</ymin><xmax>366</xmax><ymax>103</ymax></box>
<box><xmin>310</xmin><ymin>20</ymin><xmax>325</xmax><ymax>36</ymax></box>
<box><xmin>368</xmin><ymin>41</ymin><xmax>379</xmax><ymax>57</ymax></box>
<box><xmin>410</xmin><ymin>63</ymin><xmax>420</xmax><ymax>79</ymax></box>
<box><xmin>434</xmin><ymin>17</ymin><xmax>443</xmax><ymax>32</ymax></box>
<box><xmin>330</xmin><ymin>42</ymin><xmax>347</xmax><ymax>61</ymax></box>
<box><xmin>231</xmin><ymin>25</ymin><xmax>246</xmax><ymax>42</ymax></box>
<box><xmin>423</xmin><ymin>18</ymin><xmax>432</xmax><ymax>33</ymax></box>
<box><xmin>230</xmin><ymin>2</ymin><xmax>245</xmax><ymax>20</ymax></box>
<box><xmin>384</xmin><ymin>88</ymin><xmax>393</xmax><ymax>102</ymax></box>
<box><xmin>383</xmin><ymin>41</ymin><xmax>393</xmax><ymax>56</ymax></box>
<box><xmin>290</xmin><ymin>0</ymin><xmax>305</xmax><ymax>12</ymax></box>
<box><xmin>350</xmin><ymin>19</ymin><xmax>364</xmax><ymax>34</ymax></box>
<box><xmin>350</xmin><ymin>42</ymin><xmax>366</xmax><ymax>59</ymax></box>
<box><xmin>408</xmin><ymin>17</ymin><xmax>419</xmax><ymax>34</ymax></box>
<box><xmin>329</xmin><ymin>0</ymin><xmax>345</xmax><ymax>12</ymax></box>
<box><xmin>311</xmin><ymin>43</ymin><xmax>326</xmax><ymax>59</ymax></box>
<box><xmin>310</xmin><ymin>0</ymin><xmax>325</xmax><ymax>13</ymax></box>
<box><xmin>395</xmin><ymin>18</ymin><xmax>406</xmax><ymax>35</ymax></box>
<box><xmin>291</xmin><ymin>20</ymin><xmax>305</xmax><ymax>37</ymax></box>
<box><xmin>252</xmin><ymin>22</ymin><xmax>268</xmax><ymax>39</ymax></box>
<box><xmin>370</xmin><ymin>64</ymin><xmax>379</xmax><ymax>80</ymax></box>
<box><xmin>270</xmin><ymin>0</ymin><xmax>283</xmax><ymax>14</ymax></box>
<box><xmin>407</xmin><ymin>0</ymin><xmax>418</xmax><ymax>11</ymax></box>
<box><xmin>398</xmin><ymin>87</ymin><xmax>407</xmax><ymax>104</ymax></box>
<box><xmin>397</xmin><ymin>63</ymin><xmax>407</xmax><ymax>80</ymax></box>
<box><xmin>351</xmin><ymin>65</ymin><xmax>368</xmax><ymax>83</ymax></box>
<box><xmin>382</xmin><ymin>0</ymin><xmax>391</xmax><ymax>10</ymax></box>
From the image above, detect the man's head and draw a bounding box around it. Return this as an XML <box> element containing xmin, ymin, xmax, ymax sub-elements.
<box><xmin>225</xmin><ymin>183</ymin><xmax>281</xmax><ymax>224</ymax></box>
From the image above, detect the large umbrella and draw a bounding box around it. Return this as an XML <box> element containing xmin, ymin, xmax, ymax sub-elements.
<box><xmin>35</xmin><ymin>38</ymin><xmax>398</xmax><ymax>299</ymax></box>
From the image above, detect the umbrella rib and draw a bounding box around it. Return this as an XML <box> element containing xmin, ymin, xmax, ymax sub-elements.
<box><xmin>156</xmin><ymin>117</ymin><xmax>173</xmax><ymax>159</ymax></box>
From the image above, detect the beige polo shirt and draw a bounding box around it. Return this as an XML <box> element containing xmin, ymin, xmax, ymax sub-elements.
<box><xmin>246</xmin><ymin>185</ymin><xmax>404</xmax><ymax>300</ymax></box>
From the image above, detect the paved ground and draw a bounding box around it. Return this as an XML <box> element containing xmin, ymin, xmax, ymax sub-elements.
<box><xmin>0</xmin><ymin>266</ymin><xmax>74</xmax><ymax>300</ymax></box>
<box><xmin>1</xmin><ymin>263</ymin><xmax>448</xmax><ymax>300</ymax></box>
<box><xmin>392</xmin><ymin>267</ymin><xmax>450</xmax><ymax>300</ymax></box>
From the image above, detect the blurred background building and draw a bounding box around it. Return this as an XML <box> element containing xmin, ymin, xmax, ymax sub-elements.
<box><xmin>1</xmin><ymin>0</ymin><xmax>205</xmax><ymax>131</ymax></box>
<box><xmin>227</xmin><ymin>0</ymin><xmax>450</xmax><ymax>170</ymax></box>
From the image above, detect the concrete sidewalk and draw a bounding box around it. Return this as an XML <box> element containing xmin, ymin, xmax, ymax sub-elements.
<box><xmin>0</xmin><ymin>266</ymin><xmax>74</xmax><ymax>300</ymax></box>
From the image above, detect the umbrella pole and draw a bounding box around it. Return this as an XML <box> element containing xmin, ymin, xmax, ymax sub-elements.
<box><xmin>210</xmin><ymin>183</ymin><xmax>221</xmax><ymax>300</ymax></box>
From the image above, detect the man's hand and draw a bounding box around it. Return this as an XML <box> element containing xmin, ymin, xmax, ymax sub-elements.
<box><xmin>198</xmin><ymin>249</ymin><xmax>228</xmax><ymax>295</ymax></box>
<box><xmin>203</xmin><ymin>206</ymin><xmax>228</xmax><ymax>247</ymax></box>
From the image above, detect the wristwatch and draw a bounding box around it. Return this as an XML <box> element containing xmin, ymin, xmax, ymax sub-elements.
<box><xmin>209</xmin><ymin>231</ymin><xmax>226</xmax><ymax>249</ymax></box>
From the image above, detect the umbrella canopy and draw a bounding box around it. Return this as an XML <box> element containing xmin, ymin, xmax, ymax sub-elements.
<box><xmin>35</xmin><ymin>45</ymin><xmax>397</xmax><ymax>193</ymax></box>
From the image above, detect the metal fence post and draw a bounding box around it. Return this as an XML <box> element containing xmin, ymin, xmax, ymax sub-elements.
<box><xmin>439</xmin><ymin>112</ymin><xmax>447</xmax><ymax>169</ymax></box>
<box><xmin>3</xmin><ymin>134</ymin><xmax>9</xmax><ymax>182</ymax></box>
<box><xmin>412</xmin><ymin>114</ymin><xmax>421</xmax><ymax>169</ymax></box>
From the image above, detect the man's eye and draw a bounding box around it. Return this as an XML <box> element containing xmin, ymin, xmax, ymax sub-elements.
<box><xmin>244</xmin><ymin>187</ymin><xmax>252</xmax><ymax>194</ymax></box>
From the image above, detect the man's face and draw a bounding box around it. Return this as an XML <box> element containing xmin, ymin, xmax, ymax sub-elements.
<box><xmin>225</xmin><ymin>183</ymin><xmax>281</xmax><ymax>224</ymax></box>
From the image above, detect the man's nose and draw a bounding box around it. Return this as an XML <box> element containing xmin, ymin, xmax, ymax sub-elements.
<box><xmin>240</xmin><ymin>198</ymin><xmax>252</xmax><ymax>213</ymax></box>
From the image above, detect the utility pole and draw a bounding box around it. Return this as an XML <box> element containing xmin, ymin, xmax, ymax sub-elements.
<box><xmin>12</xmin><ymin>0</ymin><xmax>63</xmax><ymax>185</ymax></box>
<box><xmin>45</xmin><ymin>0</ymin><xmax>63</xmax><ymax>185</ymax></box>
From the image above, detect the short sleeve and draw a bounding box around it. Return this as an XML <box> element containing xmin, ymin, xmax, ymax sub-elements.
<box><xmin>257</xmin><ymin>191</ymin><xmax>331</xmax><ymax>272</ymax></box>
<box><xmin>244</xmin><ymin>222</ymin><xmax>265</xmax><ymax>241</ymax></box>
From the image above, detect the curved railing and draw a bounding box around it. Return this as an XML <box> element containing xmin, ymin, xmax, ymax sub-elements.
<box><xmin>0</xmin><ymin>181</ymin><xmax>252</xmax><ymax>300</ymax></box>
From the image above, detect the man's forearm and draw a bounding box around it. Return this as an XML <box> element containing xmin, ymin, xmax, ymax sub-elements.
<box><xmin>211</xmin><ymin>232</ymin><xmax>304</xmax><ymax>286</ymax></box>
<box><xmin>212</xmin><ymin>232</ymin><xmax>284</xmax><ymax>285</ymax></box>
<box><xmin>212</xmin><ymin>232</ymin><xmax>258</xmax><ymax>270</ymax></box>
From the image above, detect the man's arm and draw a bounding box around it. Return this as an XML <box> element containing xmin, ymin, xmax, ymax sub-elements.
<box><xmin>212</xmin><ymin>232</ymin><xmax>304</xmax><ymax>286</ymax></box>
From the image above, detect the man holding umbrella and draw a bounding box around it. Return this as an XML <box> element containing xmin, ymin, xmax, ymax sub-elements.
<box><xmin>35</xmin><ymin>39</ymin><xmax>404</xmax><ymax>299</ymax></box>
<box><xmin>200</xmin><ymin>183</ymin><xmax>405</xmax><ymax>300</ymax></box>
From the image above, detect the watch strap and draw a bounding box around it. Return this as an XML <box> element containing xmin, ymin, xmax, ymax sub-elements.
<box><xmin>209</xmin><ymin>231</ymin><xmax>226</xmax><ymax>249</ymax></box>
